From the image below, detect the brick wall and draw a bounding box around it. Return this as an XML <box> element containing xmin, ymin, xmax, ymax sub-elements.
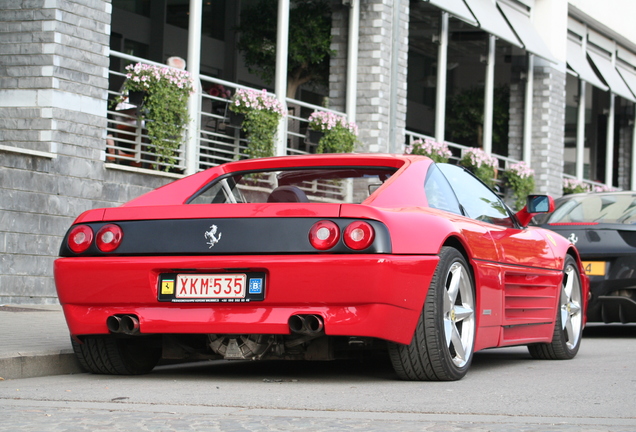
<box><xmin>0</xmin><ymin>1</ymin><xmax>171</xmax><ymax>304</ymax></box>
<box><xmin>531</xmin><ymin>64</ymin><xmax>566</xmax><ymax>197</ymax></box>
<box><xmin>508</xmin><ymin>71</ymin><xmax>524</xmax><ymax>161</ymax></box>
<box><xmin>330</xmin><ymin>0</ymin><xmax>409</xmax><ymax>153</ymax></box>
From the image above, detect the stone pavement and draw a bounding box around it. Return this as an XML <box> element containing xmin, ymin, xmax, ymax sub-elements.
<box><xmin>0</xmin><ymin>304</ymin><xmax>83</xmax><ymax>380</ymax></box>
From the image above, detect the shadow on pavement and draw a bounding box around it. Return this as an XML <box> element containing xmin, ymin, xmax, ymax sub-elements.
<box><xmin>583</xmin><ymin>323</ymin><xmax>636</xmax><ymax>338</ymax></box>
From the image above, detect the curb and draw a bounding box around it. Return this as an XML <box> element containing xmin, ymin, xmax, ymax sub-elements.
<box><xmin>0</xmin><ymin>350</ymin><xmax>84</xmax><ymax>380</ymax></box>
<box><xmin>0</xmin><ymin>305</ymin><xmax>85</xmax><ymax>380</ymax></box>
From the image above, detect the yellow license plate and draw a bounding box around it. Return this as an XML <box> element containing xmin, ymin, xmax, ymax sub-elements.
<box><xmin>582</xmin><ymin>261</ymin><xmax>606</xmax><ymax>276</ymax></box>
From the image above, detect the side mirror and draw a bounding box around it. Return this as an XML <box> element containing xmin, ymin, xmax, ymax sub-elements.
<box><xmin>527</xmin><ymin>195</ymin><xmax>554</xmax><ymax>213</ymax></box>
<box><xmin>515</xmin><ymin>195</ymin><xmax>555</xmax><ymax>227</ymax></box>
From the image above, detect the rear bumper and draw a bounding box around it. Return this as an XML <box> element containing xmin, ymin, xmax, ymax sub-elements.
<box><xmin>587</xmin><ymin>278</ymin><xmax>636</xmax><ymax>323</ymax></box>
<box><xmin>54</xmin><ymin>254</ymin><xmax>439</xmax><ymax>345</ymax></box>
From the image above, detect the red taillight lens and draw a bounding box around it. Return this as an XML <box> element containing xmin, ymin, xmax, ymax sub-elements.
<box><xmin>68</xmin><ymin>225</ymin><xmax>94</xmax><ymax>253</ymax></box>
<box><xmin>344</xmin><ymin>221</ymin><xmax>375</xmax><ymax>250</ymax></box>
<box><xmin>96</xmin><ymin>224</ymin><xmax>123</xmax><ymax>252</ymax></box>
<box><xmin>309</xmin><ymin>220</ymin><xmax>340</xmax><ymax>250</ymax></box>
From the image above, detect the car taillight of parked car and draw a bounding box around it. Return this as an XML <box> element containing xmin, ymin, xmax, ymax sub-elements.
<box><xmin>344</xmin><ymin>221</ymin><xmax>375</xmax><ymax>250</ymax></box>
<box><xmin>309</xmin><ymin>220</ymin><xmax>340</xmax><ymax>250</ymax></box>
<box><xmin>96</xmin><ymin>224</ymin><xmax>124</xmax><ymax>252</ymax></box>
<box><xmin>67</xmin><ymin>225</ymin><xmax>94</xmax><ymax>253</ymax></box>
<box><xmin>309</xmin><ymin>220</ymin><xmax>376</xmax><ymax>251</ymax></box>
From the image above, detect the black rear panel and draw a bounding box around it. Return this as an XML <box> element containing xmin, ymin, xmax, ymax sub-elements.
<box><xmin>59</xmin><ymin>218</ymin><xmax>391</xmax><ymax>257</ymax></box>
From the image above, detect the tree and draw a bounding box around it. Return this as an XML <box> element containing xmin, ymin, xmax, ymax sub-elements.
<box><xmin>445</xmin><ymin>85</ymin><xmax>510</xmax><ymax>156</ymax></box>
<box><xmin>236</xmin><ymin>0</ymin><xmax>333</xmax><ymax>99</ymax></box>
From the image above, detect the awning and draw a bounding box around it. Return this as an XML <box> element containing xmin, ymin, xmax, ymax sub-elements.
<box><xmin>566</xmin><ymin>39</ymin><xmax>609</xmax><ymax>91</ymax></box>
<box><xmin>463</xmin><ymin>0</ymin><xmax>522</xmax><ymax>47</ymax></box>
<box><xmin>617</xmin><ymin>65</ymin><xmax>636</xmax><ymax>101</ymax></box>
<box><xmin>424</xmin><ymin>0</ymin><xmax>477</xmax><ymax>26</ymax></box>
<box><xmin>587</xmin><ymin>50</ymin><xmax>636</xmax><ymax>102</ymax></box>
<box><xmin>497</xmin><ymin>2</ymin><xmax>556</xmax><ymax>63</ymax></box>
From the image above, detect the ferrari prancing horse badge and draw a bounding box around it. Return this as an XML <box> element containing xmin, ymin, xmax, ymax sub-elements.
<box><xmin>204</xmin><ymin>225</ymin><xmax>222</xmax><ymax>248</ymax></box>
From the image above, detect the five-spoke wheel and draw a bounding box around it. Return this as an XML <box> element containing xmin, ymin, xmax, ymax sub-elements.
<box><xmin>528</xmin><ymin>255</ymin><xmax>583</xmax><ymax>360</ymax></box>
<box><xmin>389</xmin><ymin>246</ymin><xmax>476</xmax><ymax>381</ymax></box>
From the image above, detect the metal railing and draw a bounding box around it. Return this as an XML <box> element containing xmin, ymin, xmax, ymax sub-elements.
<box><xmin>106</xmin><ymin>53</ymin><xmax>187</xmax><ymax>173</ymax></box>
<box><xmin>106</xmin><ymin>51</ymin><xmax>348</xmax><ymax>175</ymax></box>
<box><xmin>404</xmin><ymin>130</ymin><xmax>521</xmax><ymax>173</ymax></box>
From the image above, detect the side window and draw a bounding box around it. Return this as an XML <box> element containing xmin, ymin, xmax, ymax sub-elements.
<box><xmin>437</xmin><ymin>164</ymin><xmax>515</xmax><ymax>228</ymax></box>
<box><xmin>425</xmin><ymin>164</ymin><xmax>462</xmax><ymax>215</ymax></box>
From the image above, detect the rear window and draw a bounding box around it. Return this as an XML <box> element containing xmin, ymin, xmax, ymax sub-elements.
<box><xmin>545</xmin><ymin>193</ymin><xmax>636</xmax><ymax>224</ymax></box>
<box><xmin>188</xmin><ymin>167</ymin><xmax>397</xmax><ymax>205</ymax></box>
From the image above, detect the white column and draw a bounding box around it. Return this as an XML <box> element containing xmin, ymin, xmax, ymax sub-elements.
<box><xmin>576</xmin><ymin>79</ymin><xmax>586</xmax><ymax>179</ymax></box>
<box><xmin>185</xmin><ymin>0</ymin><xmax>202</xmax><ymax>175</ymax></box>
<box><xmin>345</xmin><ymin>0</ymin><xmax>359</xmax><ymax>124</ymax></box>
<box><xmin>434</xmin><ymin>11</ymin><xmax>448</xmax><ymax>144</ymax></box>
<box><xmin>523</xmin><ymin>54</ymin><xmax>534</xmax><ymax>165</ymax></box>
<box><xmin>482</xmin><ymin>35</ymin><xmax>496</xmax><ymax>154</ymax></box>
<box><xmin>274</xmin><ymin>0</ymin><xmax>290</xmax><ymax>157</ymax></box>
<box><xmin>388</xmin><ymin>0</ymin><xmax>402</xmax><ymax>154</ymax></box>
<box><xmin>605</xmin><ymin>93</ymin><xmax>615</xmax><ymax>186</ymax></box>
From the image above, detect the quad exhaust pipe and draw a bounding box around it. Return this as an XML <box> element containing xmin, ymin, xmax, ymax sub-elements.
<box><xmin>107</xmin><ymin>314</ymin><xmax>140</xmax><ymax>335</ymax></box>
<box><xmin>288</xmin><ymin>314</ymin><xmax>324</xmax><ymax>336</ymax></box>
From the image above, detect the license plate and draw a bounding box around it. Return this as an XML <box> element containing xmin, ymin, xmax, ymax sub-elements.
<box><xmin>582</xmin><ymin>261</ymin><xmax>606</xmax><ymax>276</ymax></box>
<box><xmin>174</xmin><ymin>273</ymin><xmax>246</xmax><ymax>299</ymax></box>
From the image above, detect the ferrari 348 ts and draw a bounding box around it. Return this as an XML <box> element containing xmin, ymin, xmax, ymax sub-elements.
<box><xmin>54</xmin><ymin>154</ymin><xmax>588</xmax><ymax>381</ymax></box>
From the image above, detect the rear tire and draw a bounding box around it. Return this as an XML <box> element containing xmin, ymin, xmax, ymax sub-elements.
<box><xmin>388</xmin><ymin>247</ymin><xmax>476</xmax><ymax>381</ymax></box>
<box><xmin>528</xmin><ymin>255</ymin><xmax>583</xmax><ymax>360</ymax></box>
<box><xmin>72</xmin><ymin>335</ymin><xmax>161</xmax><ymax>375</ymax></box>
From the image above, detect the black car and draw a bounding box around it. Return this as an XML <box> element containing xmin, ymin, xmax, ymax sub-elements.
<box><xmin>536</xmin><ymin>191</ymin><xmax>636</xmax><ymax>323</ymax></box>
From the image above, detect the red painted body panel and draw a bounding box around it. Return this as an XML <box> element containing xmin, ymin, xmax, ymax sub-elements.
<box><xmin>54</xmin><ymin>254</ymin><xmax>438</xmax><ymax>345</ymax></box>
<box><xmin>54</xmin><ymin>153</ymin><xmax>590</xmax><ymax>356</ymax></box>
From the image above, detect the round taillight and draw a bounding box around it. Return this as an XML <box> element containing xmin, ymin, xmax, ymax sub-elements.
<box><xmin>309</xmin><ymin>220</ymin><xmax>340</xmax><ymax>251</ymax></box>
<box><xmin>96</xmin><ymin>224</ymin><xmax>123</xmax><ymax>252</ymax></box>
<box><xmin>344</xmin><ymin>221</ymin><xmax>375</xmax><ymax>251</ymax></box>
<box><xmin>68</xmin><ymin>225</ymin><xmax>94</xmax><ymax>253</ymax></box>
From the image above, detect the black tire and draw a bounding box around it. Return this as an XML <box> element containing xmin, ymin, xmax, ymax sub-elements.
<box><xmin>72</xmin><ymin>335</ymin><xmax>162</xmax><ymax>375</ymax></box>
<box><xmin>528</xmin><ymin>255</ymin><xmax>584</xmax><ymax>360</ymax></box>
<box><xmin>388</xmin><ymin>247</ymin><xmax>476</xmax><ymax>381</ymax></box>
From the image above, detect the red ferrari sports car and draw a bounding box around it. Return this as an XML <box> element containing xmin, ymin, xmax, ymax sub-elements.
<box><xmin>54</xmin><ymin>154</ymin><xmax>588</xmax><ymax>381</ymax></box>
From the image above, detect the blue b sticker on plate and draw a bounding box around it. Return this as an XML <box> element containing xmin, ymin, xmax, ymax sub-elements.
<box><xmin>249</xmin><ymin>278</ymin><xmax>263</xmax><ymax>294</ymax></box>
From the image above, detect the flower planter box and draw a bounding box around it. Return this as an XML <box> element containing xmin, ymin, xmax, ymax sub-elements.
<box><xmin>305</xmin><ymin>129</ymin><xmax>324</xmax><ymax>145</ymax></box>
<box><xmin>128</xmin><ymin>90</ymin><xmax>146</xmax><ymax>107</ymax></box>
<box><xmin>227</xmin><ymin>111</ymin><xmax>245</xmax><ymax>128</ymax></box>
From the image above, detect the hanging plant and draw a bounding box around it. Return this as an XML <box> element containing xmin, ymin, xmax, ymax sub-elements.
<box><xmin>562</xmin><ymin>178</ymin><xmax>591</xmax><ymax>195</ymax></box>
<box><xmin>307</xmin><ymin>111</ymin><xmax>358</xmax><ymax>153</ymax></box>
<box><xmin>503</xmin><ymin>161</ymin><xmax>535</xmax><ymax>210</ymax></box>
<box><xmin>229</xmin><ymin>88</ymin><xmax>286</xmax><ymax>159</ymax></box>
<box><xmin>405</xmin><ymin>138</ymin><xmax>452</xmax><ymax>163</ymax></box>
<box><xmin>459</xmin><ymin>147</ymin><xmax>499</xmax><ymax>188</ymax></box>
<box><xmin>117</xmin><ymin>63</ymin><xmax>194</xmax><ymax>169</ymax></box>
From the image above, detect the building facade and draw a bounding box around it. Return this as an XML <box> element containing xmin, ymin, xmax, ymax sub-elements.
<box><xmin>1</xmin><ymin>0</ymin><xmax>636</xmax><ymax>303</ymax></box>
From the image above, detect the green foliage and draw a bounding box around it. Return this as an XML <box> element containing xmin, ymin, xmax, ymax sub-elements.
<box><xmin>446</xmin><ymin>85</ymin><xmax>510</xmax><ymax>155</ymax></box>
<box><xmin>236</xmin><ymin>0</ymin><xmax>333</xmax><ymax>98</ymax></box>
<box><xmin>406</xmin><ymin>139</ymin><xmax>452</xmax><ymax>163</ymax></box>
<box><xmin>459</xmin><ymin>148</ymin><xmax>499</xmax><ymax>188</ymax></box>
<box><xmin>503</xmin><ymin>162</ymin><xmax>535</xmax><ymax>211</ymax></box>
<box><xmin>242</xmin><ymin>109</ymin><xmax>280</xmax><ymax>158</ymax></box>
<box><xmin>118</xmin><ymin>63</ymin><xmax>193</xmax><ymax>169</ymax></box>
<box><xmin>307</xmin><ymin>111</ymin><xmax>358</xmax><ymax>154</ymax></box>
<box><xmin>562</xmin><ymin>178</ymin><xmax>591</xmax><ymax>195</ymax></box>
<box><xmin>316</xmin><ymin>125</ymin><xmax>357</xmax><ymax>154</ymax></box>
<box><xmin>229</xmin><ymin>88</ymin><xmax>285</xmax><ymax>159</ymax></box>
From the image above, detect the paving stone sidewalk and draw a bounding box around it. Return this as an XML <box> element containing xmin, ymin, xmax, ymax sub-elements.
<box><xmin>0</xmin><ymin>304</ymin><xmax>83</xmax><ymax>380</ymax></box>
